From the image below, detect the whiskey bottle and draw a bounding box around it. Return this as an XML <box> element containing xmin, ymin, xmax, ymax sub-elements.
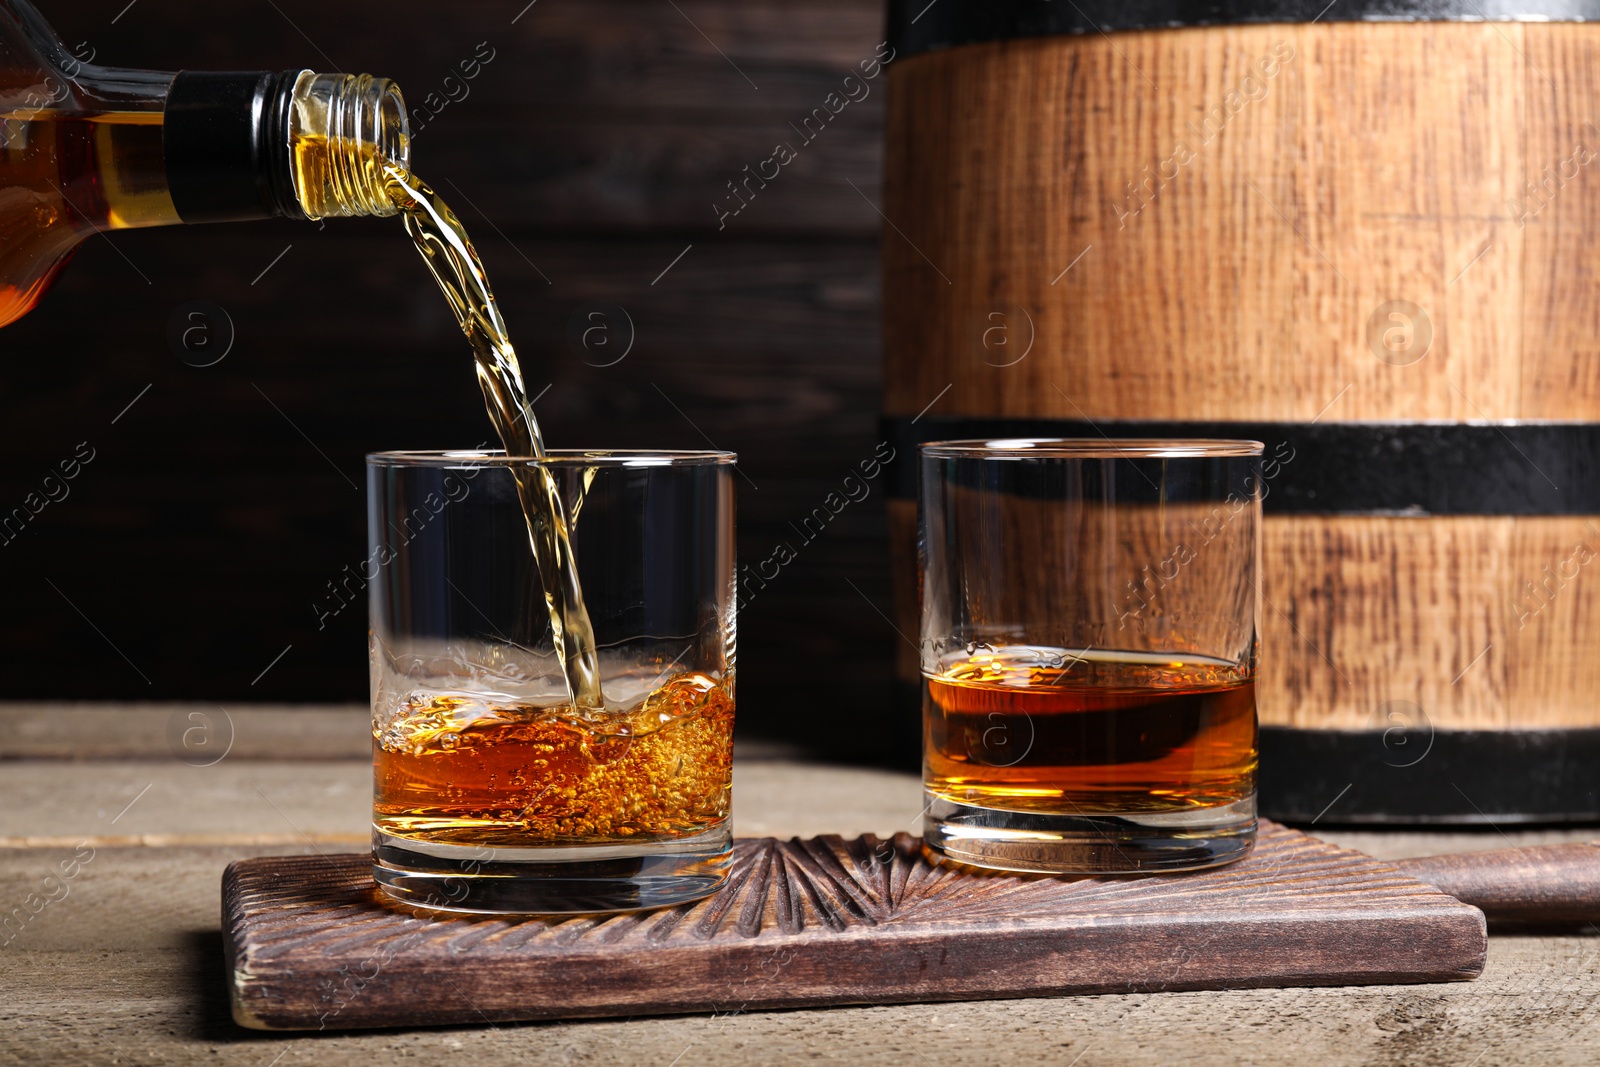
<box><xmin>0</xmin><ymin>0</ymin><xmax>409</xmax><ymax>327</ymax></box>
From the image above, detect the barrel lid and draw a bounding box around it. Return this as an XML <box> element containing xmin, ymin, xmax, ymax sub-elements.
<box><xmin>888</xmin><ymin>0</ymin><xmax>1600</xmax><ymax>59</ymax></box>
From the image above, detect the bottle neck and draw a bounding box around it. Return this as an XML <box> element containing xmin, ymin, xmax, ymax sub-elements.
<box><xmin>161</xmin><ymin>69</ymin><xmax>410</xmax><ymax>225</ymax></box>
<box><xmin>286</xmin><ymin>71</ymin><xmax>409</xmax><ymax>220</ymax></box>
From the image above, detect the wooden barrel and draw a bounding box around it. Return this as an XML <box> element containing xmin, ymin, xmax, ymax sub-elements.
<box><xmin>881</xmin><ymin>0</ymin><xmax>1600</xmax><ymax>822</ymax></box>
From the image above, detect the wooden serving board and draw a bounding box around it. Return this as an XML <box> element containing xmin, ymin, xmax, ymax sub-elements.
<box><xmin>223</xmin><ymin>821</ymin><xmax>1486</xmax><ymax>1031</ymax></box>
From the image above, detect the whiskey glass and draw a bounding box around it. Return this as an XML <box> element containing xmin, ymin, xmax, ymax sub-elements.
<box><xmin>367</xmin><ymin>449</ymin><xmax>736</xmax><ymax>913</ymax></box>
<box><xmin>919</xmin><ymin>439</ymin><xmax>1262</xmax><ymax>873</ymax></box>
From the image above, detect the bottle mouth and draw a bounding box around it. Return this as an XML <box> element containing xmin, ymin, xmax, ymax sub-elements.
<box><xmin>287</xmin><ymin>71</ymin><xmax>411</xmax><ymax>219</ymax></box>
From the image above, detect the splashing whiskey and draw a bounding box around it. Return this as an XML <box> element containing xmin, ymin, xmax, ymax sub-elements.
<box><xmin>375</xmin><ymin>671</ymin><xmax>734</xmax><ymax>845</ymax></box>
<box><xmin>381</xmin><ymin>165</ymin><xmax>603</xmax><ymax>712</ymax></box>
<box><xmin>370</xmin><ymin>166</ymin><xmax>731</xmax><ymax>847</ymax></box>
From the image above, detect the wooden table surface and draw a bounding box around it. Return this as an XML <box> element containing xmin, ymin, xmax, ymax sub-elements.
<box><xmin>3</xmin><ymin>705</ymin><xmax>1597</xmax><ymax>1066</ymax></box>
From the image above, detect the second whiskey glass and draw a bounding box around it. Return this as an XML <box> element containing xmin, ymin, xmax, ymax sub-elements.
<box><xmin>919</xmin><ymin>438</ymin><xmax>1262</xmax><ymax>873</ymax></box>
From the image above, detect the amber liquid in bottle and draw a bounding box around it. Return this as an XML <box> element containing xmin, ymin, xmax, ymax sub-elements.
<box><xmin>924</xmin><ymin>648</ymin><xmax>1257</xmax><ymax>815</ymax></box>
<box><xmin>0</xmin><ymin>108</ymin><xmax>178</xmax><ymax>327</ymax></box>
<box><xmin>0</xmin><ymin>21</ymin><xmax>722</xmax><ymax>845</ymax></box>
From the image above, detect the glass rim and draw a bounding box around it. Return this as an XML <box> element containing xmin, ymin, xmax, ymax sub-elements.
<box><xmin>367</xmin><ymin>448</ymin><xmax>737</xmax><ymax>468</ymax></box>
<box><xmin>919</xmin><ymin>437</ymin><xmax>1264</xmax><ymax>459</ymax></box>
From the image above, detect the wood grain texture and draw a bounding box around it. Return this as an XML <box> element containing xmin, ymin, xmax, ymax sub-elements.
<box><xmin>879</xmin><ymin>20</ymin><xmax>1600</xmax><ymax>744</ymax></box>
<box><xmin>1395</xmin><ymin>843</ymin><xmax>1600</xmax><ymax>924</ymax></box>
<box><xmin>0</xmin><ymin>757</ymin><xmax>920</xmax><ymax>851</ymax></box>
<box><xmin>882</xmin><ymin>22</ymin><xmax>1600</xmax><ymax>421</ymax></box>
<box><xmin>223</xmin><ymin>821</ymin><xmax>1486</xmax><ymax>1031</ymax></box>
<box><xmin>50</xmin><ymin>0</ymin><xmax>889</xmax><ymax>236</ymax></box>
<box><xmin>10</xmin><ymin>940</ymin><xmax>1598</xmax><ymax>1065</ymax></box>
<box><xmin>0</xmin><ymin>704</ymin><xmax>370</xmax><ymax>761</ymax></box>
<box><xmin>893</xmin><ymin>508</ymin><xmax>1600</xmax><ymax>728</ymax></box>
<box><xmin>1260</xmin><ymin>515</ymin><xmax>1509</xmax><ymax>730</ymax></box>
<box><xmin>887</xmin><ymin>499</ymin><xmax>920</xmax><ymax>683</ymax></box>
<box><xmin>2</xmin><ymin>745</ymin><xmax>1597</xmax><ymax>1065</ymax></box>
<box><xmin>1515</xmin><ymin>27</ymin><xmax>1600</xmax><ymax>416</ymax></box>
<box><xmin>1263</xmin><ymin>515</ymin><xmax>1600</xmax><ymax>728</ymax></box>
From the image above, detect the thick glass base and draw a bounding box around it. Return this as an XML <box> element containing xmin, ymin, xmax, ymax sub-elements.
<box><xmin>372</xmin><ymin>824</ymin><xmax>732</xmax><ymax>915</ymax></box>
<box><xmin>923</xmin><ymin>794</ymin><xmax>1256</xmax><ymax>874</ymax></box>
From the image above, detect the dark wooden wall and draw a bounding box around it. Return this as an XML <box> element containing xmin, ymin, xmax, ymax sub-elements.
<box><xmin>0</xmin><ymin>0</ymin><xmax>907</xmax><ymax>762</ymax></box>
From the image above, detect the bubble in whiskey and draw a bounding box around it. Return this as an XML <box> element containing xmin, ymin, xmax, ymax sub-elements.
<box><xmin>373</xmin><ymin>671</ymin><xmax>734</xmax><ymax>846</ymax></box>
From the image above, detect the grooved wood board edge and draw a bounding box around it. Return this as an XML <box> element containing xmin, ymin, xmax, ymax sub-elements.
<box><xmin>223</xmin><ymin>822</ymin><xmax>1486</xmax><ymax>1031</ymax></box>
